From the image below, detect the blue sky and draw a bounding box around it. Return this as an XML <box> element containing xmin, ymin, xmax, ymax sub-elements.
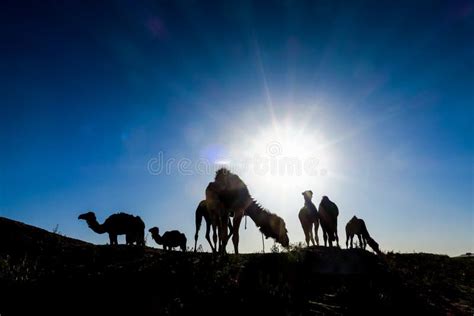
<box><xmin>1</xmin><ymin>0</ymin><xmax>472</xmax><ymax>255</ymax></box>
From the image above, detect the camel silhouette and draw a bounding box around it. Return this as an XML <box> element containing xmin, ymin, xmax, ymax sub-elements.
<box><xmin>318</xmin><ymin>196</ymin><xmax>340</xmax><ymax>247</ymax></box>
<box><xmin>298</xmin><ymin>190</ymin><xmax>319</xmax><ymax>247</ymax></box>
<box><xmin>194</xmin><ymin>199</ymin><xmax>233</xmax><ymax>253</ymax></box>
<box><xmin>205</xmin><ymin>168</ymin><xmax>289</xmax><ymax>254</ymax></box>
<box><xmin>77</xmin><ymin>211</ymin><xmax>145</xmax><ymax>245</ymax></box>
<box><xmin>345</xmin><ymin>216</ymin><xmax>368</xmax><ymax>249</ymax></box>
<box><xmin>149</xmin><ymin>227</ymin><xmax>187</xmax><ymax>252</ymax></box>
<box><xmin>345</xmin><ymin>216</ymin><xmax>382</xmax><ymax>255</ymax></box>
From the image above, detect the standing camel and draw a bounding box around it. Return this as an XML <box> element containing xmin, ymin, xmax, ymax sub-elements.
<box><xmin>318</xmin><ymin>196</ymin><xmax>340</xmax><ymax>247</ymax></box>
<box><xmin>298</xmin><ymin>190</ymin><xmax>319</xmax><ymax>247</ymax></box>
<box><xmin>205</xmin><ymin>168</ymin><xmax>289</xmax><ymax>254</ymax></box>
<box><xmin>78</xmin><ymin>211</ymin><xmax>145</xmax><ymax>245</ymax></box>
<box><xmin>194</xmin><ymin>199</ymin><xmax>233</xmax><ymax>253</ymax></box>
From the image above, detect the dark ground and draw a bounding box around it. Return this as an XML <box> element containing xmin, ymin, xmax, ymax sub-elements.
<box><xmin>0</xmin><ymin>217</ymin><xmax>472</xmax><ymax>315</ymax></box>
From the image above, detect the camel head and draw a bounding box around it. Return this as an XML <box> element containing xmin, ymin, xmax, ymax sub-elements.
<box><xmin>264</xmin><ymin>214</ymin><xmax>289</xmax><ymax>248</ymax></box>
<box><xmin>302</xmin><ymin>190</ymin><xmax>313</xmax><ymax>202</ymax></box>
<box><xmin>367</xmin><ymin>237</ymin><xmax>381</xmax><ymax>255</ymax></box>
<box><xmin>78</xmin><ymin>211</ymin><xmax>96</xmax><ymax>222</ymax></box>
<box><xmin>276</xmin><ymin>218</ymin><xmax>290</xmax><ymax>248</ymax></box>
<box><xmin>148</xmin><ymin>227</ymin><xmax>159</xmax><ymax>236</ymax></box>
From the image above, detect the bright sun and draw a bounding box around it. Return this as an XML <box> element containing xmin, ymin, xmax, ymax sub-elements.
<box><xmin>222</xmin><ymin>118</ymin><xmax>333</xmax><ymax>195</ymax></box>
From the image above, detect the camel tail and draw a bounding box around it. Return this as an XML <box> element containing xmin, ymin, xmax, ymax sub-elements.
<box><xmin>136</xmin><ymin>216</ymin><xmax>145</xmax><ymax>245</ymax></box>
<box><xmin>182</xmin><ymin>234</ymin><xmax>187</xmax><ymax>252</ymax></box>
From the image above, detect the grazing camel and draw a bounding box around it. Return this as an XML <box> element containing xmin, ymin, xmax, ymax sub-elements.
<box><xmin>205</xmin><ymin>168</ymin><xmax>289</xmax><ymax>254</ymax></box>
<box><xmin>345</xmin><ymin>215</ymin><xmax>367</xmax><ymax>249</ymax></box>
<box><xmin>345</xmin><ymin>216</ymin><xmax>382</xmax><ymax>255</ymax></box>
<box><xmin>194</xmin><ymin>199</ymin><xmax>233</xmax><ymax>253</ymax></box>
<box><xmin>149</xmin><ymin>227</ymin><xmax>187</xmax><ymax>252</ymax></box>
<box><xmin>78</xmin><ymin>211</ymin><xmax>145</xmax><ymax>245</ymax></box>
<box><xmin>318</xmin><ymin>196</ymin><xmax>340</xmax><ymax>247</ymax></box>
<box><xmin>298</xmin><ymin>190</ymin><xmax>319</xmax><ymax>247</ymax></box>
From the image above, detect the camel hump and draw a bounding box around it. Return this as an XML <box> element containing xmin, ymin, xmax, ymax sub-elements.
<box><xmin>104</xmin><ymin>213</ymin><xmax>144</xmax><ymax>231</ymax></box>
<box><xmin>164</xmin><ymin>230</ymin><xmax>185</xmax><ymax>238</ymax></box>
<box><xmin>320</xmin><ymin>196</ymin><xmax>338</xmax><ymax>216</ymax></box>
<box><xmin>111</xmin><ymin>212</ymin><xmax>137</xmax><ymax>220</ymax></box>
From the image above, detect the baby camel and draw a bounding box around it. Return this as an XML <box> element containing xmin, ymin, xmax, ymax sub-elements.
<box><xmin>194</xmin><ymin>199</ymin><xmax>234</xmax><ymax>253</ymax></box>
<box><xmin>345</xmin><ymin>215</ymin><xmax>382</xmax><ymax>255</ymax></box>
<box><xmin>149</xmin><ymin>227</ymin><xmax>187</xmax><ymax>252</ymax></box>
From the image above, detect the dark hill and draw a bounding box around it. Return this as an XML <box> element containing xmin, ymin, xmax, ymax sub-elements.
<box><xmin>0</xmin><ymin>217</ymin><xmax>472</xmax><ymax>315</ymax></box>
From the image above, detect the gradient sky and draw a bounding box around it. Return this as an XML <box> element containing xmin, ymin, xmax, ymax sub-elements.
<box><xmin>1</xmin><ymin>0</ymin><xmax>472</xmax><ymax>255</ymax></box>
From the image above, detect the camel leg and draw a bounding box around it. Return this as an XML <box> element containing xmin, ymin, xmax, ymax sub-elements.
<box><xmin>232</xmin><ymin>213</ymin><xmax>243</xmax><ymax>254</ymax></box>
<box><xmin>227</xmin><ymin>217</ymin><xmax>234</xmax><ymax>242</ymax></box>
<box><xmin>350</xmin><ymin>235</ymin><xmax>354</xmax><ymax>248</ymax></box>
<box><xmin>357</xmin><ymin>234</ymin><xmax>363</xmax><ymax>248</ymax></box>
<box><xmin>194</xmin><ymin>228</ymin><xmax>199</xmax><ymax>253</ymax></box>
<box><xmin>362</xmin><ymin>236</ymin><xmax>367</xmax><ymax>249</ymax></box>
<box><xmin>314</xmin><ymin>220</ymin><xmax>319</xmax><ymax>246</ymax></box>
<box><xmin>303</xmin><ymin>227</ymin><xmax>310</xmax><ymax>247</ymax></box>
<box><xmin>109</xmin><ymin>233</ymin><xmax>117</xmax><ymax>245</ymax></box>
<box><xmin>328</xmin><ymin>230</ymin><xmax>333</xmax><ymax>247</ymax></box>
<box><xmin>212</xmin><ymin>224</ymin><xmax>218</xmax><ymax>253</ymax></box>
<box><xmin>129</xmin><ymin>233</ymin><xmax>136</xmax><ymax>246</ymax></box>
<box><xmin>322</xmin><ymin>228</ymin><xmax>328</xmax><ymax>247</ymax></box>
<box><xmin>218</xmin><ymin>212</ymin><xmax>229</xmax><ymax>253</ymax></box>
<box><xmin>309</xmin><ymin>224</ymin><xmax>316</xmax><ymax>246</ymax></box>
<box><xmin>126</xmin><ymin>234</ymin><xmax>131</xmax><ymax>245</ymax></box>
<box><xmin>346</xmin><ymin>232</ymin><xmax>349</xmax><ymax>248</ymax></box>
<box><xmin>205</xmin><ymin>222</ymin><xmax>216</xmax><ymax>253</ymax></box>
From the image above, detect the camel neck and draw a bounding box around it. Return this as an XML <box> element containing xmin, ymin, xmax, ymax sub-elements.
<box><xmin>245</xmin><ymin>200</ymin><xmax>278</xmax><ymax>240</ymax></box>
<box><xmin>245</xmin><ymin>200</ymin><xmax>266</xmax><ymax>227</ymax></box>
<box><xmin>152</xmin><ymin>233</ymin><xmax>163</xmax><ymax>244</ymax></box>
<box><xmin>305</xmin><ymin>200</ymin><xmax>317</xmax><ymax>213</ymax></box>
<box><xmin>87</xmin><ymin>219</ymin><xmax>106</xmax><ymax>234</ymax></box>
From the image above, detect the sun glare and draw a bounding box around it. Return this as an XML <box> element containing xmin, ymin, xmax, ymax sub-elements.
<box><xmin>225</xmin><ymin>118</ymin><xmax>333</xmax><ymax>196</ymax></box>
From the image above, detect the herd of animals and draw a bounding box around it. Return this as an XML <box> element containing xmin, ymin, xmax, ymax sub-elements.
<box><xmin>78</xmin><ymin>168</ymin><xmax>381</xmax><ymax>255</ymax></box>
